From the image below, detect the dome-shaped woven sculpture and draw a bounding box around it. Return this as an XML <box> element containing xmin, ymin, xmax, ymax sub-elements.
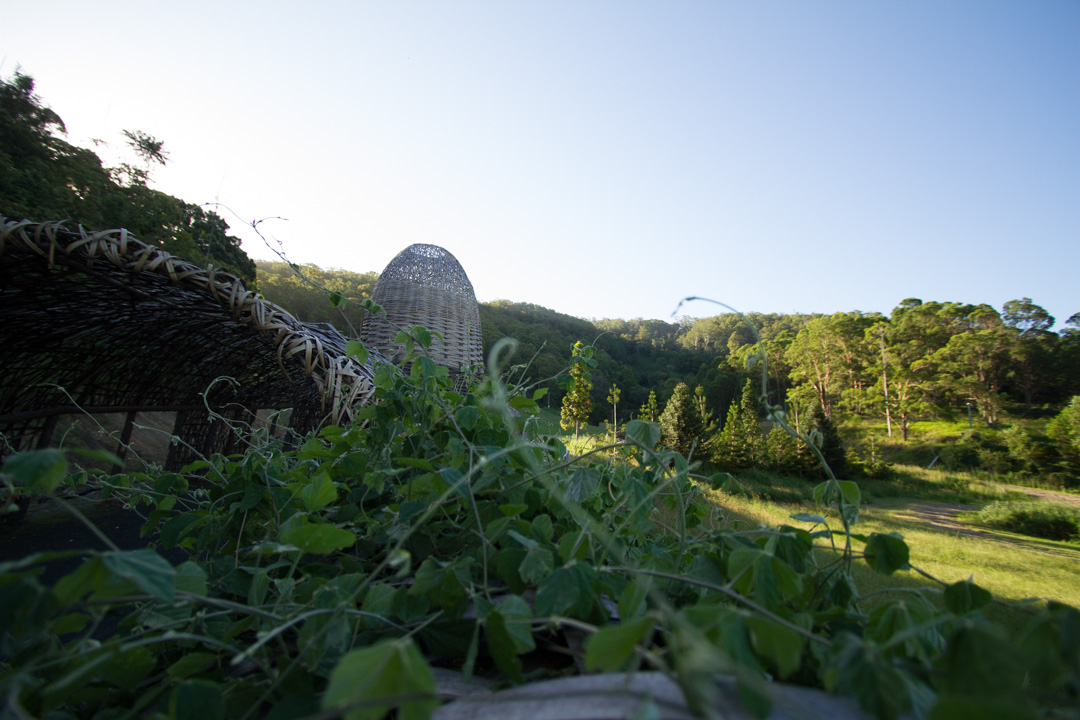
<box><xmin>360</xmin><ymin>244</ymin><xmax>482</xmax><ymax>377</ymax></box>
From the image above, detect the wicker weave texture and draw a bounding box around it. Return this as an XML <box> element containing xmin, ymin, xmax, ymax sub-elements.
<box><xmin>360</xmin><ymin>244</ymin><xmax>482</xmax><ymax>373</ymax></box>
<box><xmin>0</xmin><ymin>216</ymin><xmax>379</xmax><ymax>457</ymax></box>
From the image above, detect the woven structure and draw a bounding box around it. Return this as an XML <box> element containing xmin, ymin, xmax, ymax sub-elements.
<box><xmin>360</xmin><ymin>244</ymin><xmax>483</xmax><ymax>378</ymax></box>
<box><xmin>0</xmin><ymin>216</ymin><xmax>380</xmax><ymax>469</ymax></box>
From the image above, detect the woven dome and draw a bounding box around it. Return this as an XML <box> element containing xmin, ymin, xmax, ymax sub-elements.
<box><xmin>360</xmin><ymin>244</ymin><xmax>482</xmax><ymax>376</ymax></box>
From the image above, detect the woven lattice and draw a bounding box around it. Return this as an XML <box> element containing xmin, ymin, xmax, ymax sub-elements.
<box><xmin>0</xmin><ymin>216</ymin><xmax>380</xmax><ymax>462</ymax></box>
<box><xmin>360</xmin><ymin>244</ymin><xmax>483</xmax><ymax>375</ymax></box>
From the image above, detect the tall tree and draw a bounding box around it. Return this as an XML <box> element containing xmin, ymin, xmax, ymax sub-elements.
<box><xmin>864</xmin><ymin>318</ymin><xmax>931</xmax><ymax>441</ymax></box>
<box><xmin>1002</xmin><ymin>298</ymin><xmax>1057</xmax><ymax>408</ymax></box>
<box><xmin>607</xmin><ymin>383</ymin><xmax>621</xmax><ymax>442</ymax></box>
<box><xmin>659</xmin><ymin>383</ymin><xmax>703</xmax><ymax>457</ymax></box>
<box><xmin>808</xmin><ymin>403</ymin><xmax>847</xmax><ymax>478</ymax></box>
<box><xmin>709</xmin><ymin>379</ymin><xmax>763</xmax><ymax>471</ymax></box>
<box><xmin>638</xmin><ymin>390</ymin><xmax>660</xmax><ymax>423</ymax></box>
<box><xmin>923</xmin><ymin>306</ymin><xmax>1011</xmax><ymax>424</ymax></box>
<box><xmin>560</xmin><ymin>341</ymin><xmax>594</xmax><ymax>439</ymax></box>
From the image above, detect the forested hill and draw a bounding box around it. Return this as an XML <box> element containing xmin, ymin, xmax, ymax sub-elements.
<box><xmin>253</xmin><ymin>261</ymin><xmax>1080</xmax><ymax>442</ymax></box>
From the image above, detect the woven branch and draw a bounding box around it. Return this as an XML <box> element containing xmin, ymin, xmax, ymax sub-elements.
<box><xmin>360</xmin><ymin>243</ymin><xmax>483</xmax><ymax>375</ymax></box>
<box><xmin>0</xmin><ymin>216</ymin><xmax>381</xmax><ymax>455</ymax></box>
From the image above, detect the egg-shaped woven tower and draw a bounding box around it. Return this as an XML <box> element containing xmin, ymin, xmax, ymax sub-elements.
<box><xmin>360</xmin><ymin>244</ymin><xmax>483</xmax><ymax>377</ymax></box>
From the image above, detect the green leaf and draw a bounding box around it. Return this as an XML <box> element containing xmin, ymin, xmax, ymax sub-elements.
<box><xmin>934</xmin><ymin>622</ymin><xmax>1026</xmax><ymax>702</ymax></box>
<box><xmin>171</xmin><ymin>679</ymin><xmax>225</xmax><ymax>720</ymax></box>
<box><xmin>50</xmin><ymin>612</ymin><xmax>89</xmax><ymax>635</ymax></box>
<box><xmin>175</xmin><ymin>561</ymin><xmax>209</xmax><ymax>596</ymax></box>
<box><xmin>161</xmin><ymin>512</ymin><xmax>205</xmax><ymax>548</ymax></box>
<box><xmin>535</xmin><ymin>563</ymin><xmax>597</xmax><ymax>619</ymax></box>
<box><xmin>864</xmin><ymin>533</ymin><xmax>910</xmax><ymax>575</ymax></box>
<box><xmin>838</xmin><ymin>480</ymin><xmax>861</xmax><ymax>505</ymax></box>
<box><xmin>585</xmin><ymin>616</ymin><xmax>654</xmax><ymax>672</ymax></box>
<box><xmin>102</xmin><ymin>549</ymin><xmax>176</xmax><ymax>601</ymax></box>
<box><xmin>943</xmin><ymin>580</ymin><xmax>993</xmax><ymax>615</ymax></box>
<box><xmin>361</xmin><ymin>584</ymin><xmax>398</xmax><ymax>630</ymax></box>
<box><xmin>790</xmin><ymin>513</ymin><xmax>827</xmax><ymax>525</ymax></box>
<box><xmin>414</xmin><ymin>326</ymin><xmax>433</xmax><ymax>349</ymax></box>
<box><xmin>727</xmin><ymin>548</ymin><xmax>802</xmax><ymax>609</ymax></box>
<box><xmin>300</xmin><ymin>472</ymin><xmax>338</xmax><ymax>512</ymax></box>
<box><xmin>563</xmin><ymin>467</ymin><xmax>601</xmax><ymax>502</ymax></box>
<box><xmin>167</xmin><ymin>652</ymin><xmax>219</xmax><ymax>679</ymax></box>
<box><xmin>506</xmin><ymin>529</ymin><xmax>538</xmax><ymax>549</ymax></box>
<box><xmin>279</xmin><ymin>515</ymin><xmax>356</xmax><ymax>554</ymax></box>
<box><xmin>745</xmin><ymin>616</ymin><xmax>804</xmax><ymax>679</ymax></box>
<box><xmin>410</xmin><ymin>557</ymin><xmax>445</xmax><ymax>596</ymax></box>
<box><xmin>618</xmin><ymin>575</ymin><xmax>652</xmax><ymax>621</ymax></box>
<box><xmin>624</xmin><ymin>420</ymin><xmax>661</xmax><ymax>450</ymax></box>
<box><xmin>486</xmin><ymin>610</ymin><xmax>523</xmax><ymax>683</ymax></box>
<box><xmin>2</xmin><ymin>448</ymin><xmax>67</xmax><ymax>493</ymax></box>
<box><xmin>495</xmin><ymin>595</ymin><xmax>536</xmax><ymax>654</ymax></box>
<box><xmin>530</xmin><ymin>514</ymin><xmax>554</xmax><ymax>542</ymax></box>
<box><xmin>455</xmin><ymin>405</ymin><xmax>481</xmax><ymax>431</ymax></box>
<box><xmin>498</xmin><ymin>503</ymin><xmax>528</xmax><ymax>517</ymax></box>
<box><xmin>518</xmin><ymin>546</ymin><xmax>555</xmax><ymax>585</ymax></box>
<box><xmin>346</xmin><ymin>339</ymin><xmax>370</xmax><ymax>364</ymax></box>
<box><xmin>329</xmin><ymin>291</ymin><xmax>346</xmax><ymax>307</ymax></box>
<box><xmin>322</xmin><ymin>638</ymin><xmax>437</xmax><ymax>720</ymax></box>
<box><xmin>99</xmin><ymin>646</ymin><xmax>156</xmax><ymax>690</ymax></box>
<box><xmin>53</xmin><ymin>556</ymin><xmax>108</xmax><ymax>606</ymax></box>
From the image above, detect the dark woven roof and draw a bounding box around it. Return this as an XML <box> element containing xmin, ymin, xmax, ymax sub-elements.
<box><xmin>0</xmin><ymin>216</ymin><xmax>379</xmax><ymax>456</ymax></box>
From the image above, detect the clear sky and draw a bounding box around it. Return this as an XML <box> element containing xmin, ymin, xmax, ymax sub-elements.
<box><xmin>4</xmin><ymin>1</ymin><xmax>1078</xmax><ymax>327</ymax></box>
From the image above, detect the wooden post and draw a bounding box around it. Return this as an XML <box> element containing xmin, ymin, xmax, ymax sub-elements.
<box><xmin>112</xmin><ymin>411</ymin><xmax>137</xmax><ymax>474</ymax></box>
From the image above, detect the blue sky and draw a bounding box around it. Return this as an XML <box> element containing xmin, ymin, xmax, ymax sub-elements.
<box><xmin>4</xmin><ymin>1</ymin><xmax>1078</xmax><ymax>327</ymax></box>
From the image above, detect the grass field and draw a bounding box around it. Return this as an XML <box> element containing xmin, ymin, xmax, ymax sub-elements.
<box><xmin>699</xmin><ymin>465</ymin><xmax>1080</xmax><ymax>633</ymax></box>
<box><xmin>551</xmin><ymin>412</ymin><xmax>1080</xmax><ymax>635</ymax></box>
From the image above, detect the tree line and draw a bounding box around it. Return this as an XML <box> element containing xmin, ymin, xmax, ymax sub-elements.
<box><xmin>251</xmin><ymin>258</ymin><xmax>1080</xmax><ymax>476</ymax></box>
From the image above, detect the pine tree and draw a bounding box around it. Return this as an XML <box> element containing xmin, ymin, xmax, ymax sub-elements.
<box><xmin>738</xmin><ymin>379</ymin><xmax>765</xmax><ymax>465</ymax></box>
<box><xmin>607</xmin><ymin>383</ymin><xmax>621</xmax><ymax>442</ymax></box>
<box><xmin>638</xmin><ymin>390</ymin><xmax>660</xmax><ymax>422</ymax></box>
<box><xmin>710</xmin><ymin>379</ymin><xmax>764</xmax><ymax>472</ymax></box>
<box><xmin>560</xmin><ymin>341</ymin><xmax>594</xmax><ymax>439</ymax></box>
<box><xmin>659</xmin><ymin>383</ymin><xmax>703</xmax><ymax>457</ymax></box>
<box><xmin>694</xmin><ymin>385</ymin><xmax>717</xmax><ymax>435</ymax></box>
<box><xmin>710</xmin><ymin>399</ymin><xmax>747</xmax><ymax>471</ymax></box>
<box><xmin>764</xmin><ymin>426</ymin><xmax>806</xmax><ymax>476</ymax></box>
<box><xmin>808</xmin><ymin>403</ymin><xmax>847</xmax><ymax>478</ymax></box>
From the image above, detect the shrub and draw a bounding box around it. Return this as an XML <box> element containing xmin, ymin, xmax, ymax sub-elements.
<box><xmin>975</xmin><ymin>501</ymin><xmax>1080</xmax><ymax>541</ymax></box>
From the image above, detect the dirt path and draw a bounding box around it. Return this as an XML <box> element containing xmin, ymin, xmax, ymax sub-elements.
<box><xmin>890</xmin><ymin>485</ymin><xmax>1080</xmax><ymax>557</ymax></box>
<box><xmin>1000</xmin><ymin>484</ymin><xmax>1080</xmax><ymax>508</ymax></box>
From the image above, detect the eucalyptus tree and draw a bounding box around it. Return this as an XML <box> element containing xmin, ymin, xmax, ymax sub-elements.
<box><xmin>1002</xmin><ymin>298</ymin><xmax>1057</xmax><ymax>407</ymax></box>
<box><xmin>923</xmin><ymin>305</ymin><xmax>1012</xmax><ymax>424</ymax></box>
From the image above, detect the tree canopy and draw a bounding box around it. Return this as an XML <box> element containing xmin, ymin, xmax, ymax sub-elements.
<box><xmin>0</xmin><ymin>69</ymin><xmax>255</xmax><ymax>285</ymax></box>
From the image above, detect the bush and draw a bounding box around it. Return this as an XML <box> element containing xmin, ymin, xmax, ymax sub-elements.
<box><xmin>848</xmin><ymin>452</ymin><xmax>894</xmax><ymax>479</ymax></box>
<box><xmin>938</xmin><ymin>441</ymin><xmax>980</xmax><ymax>471</ymax></box>
<box><xmin>975</xmin><ymin>501</ymin><xmax>1080</xmax><ymax>541</ymax></box>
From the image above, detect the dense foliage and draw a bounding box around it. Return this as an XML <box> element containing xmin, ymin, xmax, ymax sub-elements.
<box><xmin>3</xmin><ymin>336</ymin><xmax>1080</xmax><ymax>720</ymax></box>
<box><xmin>0</xmin><ymin>70</ymin><xmax>255</xmax><ymax>285</ymax></box>
<box><xmin>256</xmin><ymin>260</ymin><xmax>379</xmax><ymax>334</ymax></box>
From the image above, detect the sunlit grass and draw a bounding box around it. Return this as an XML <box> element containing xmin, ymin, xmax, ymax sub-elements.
<box><xmin>699</xmin><ymin>466</ymin><xmax>1080</xmax><ymax>634</ymax></box>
